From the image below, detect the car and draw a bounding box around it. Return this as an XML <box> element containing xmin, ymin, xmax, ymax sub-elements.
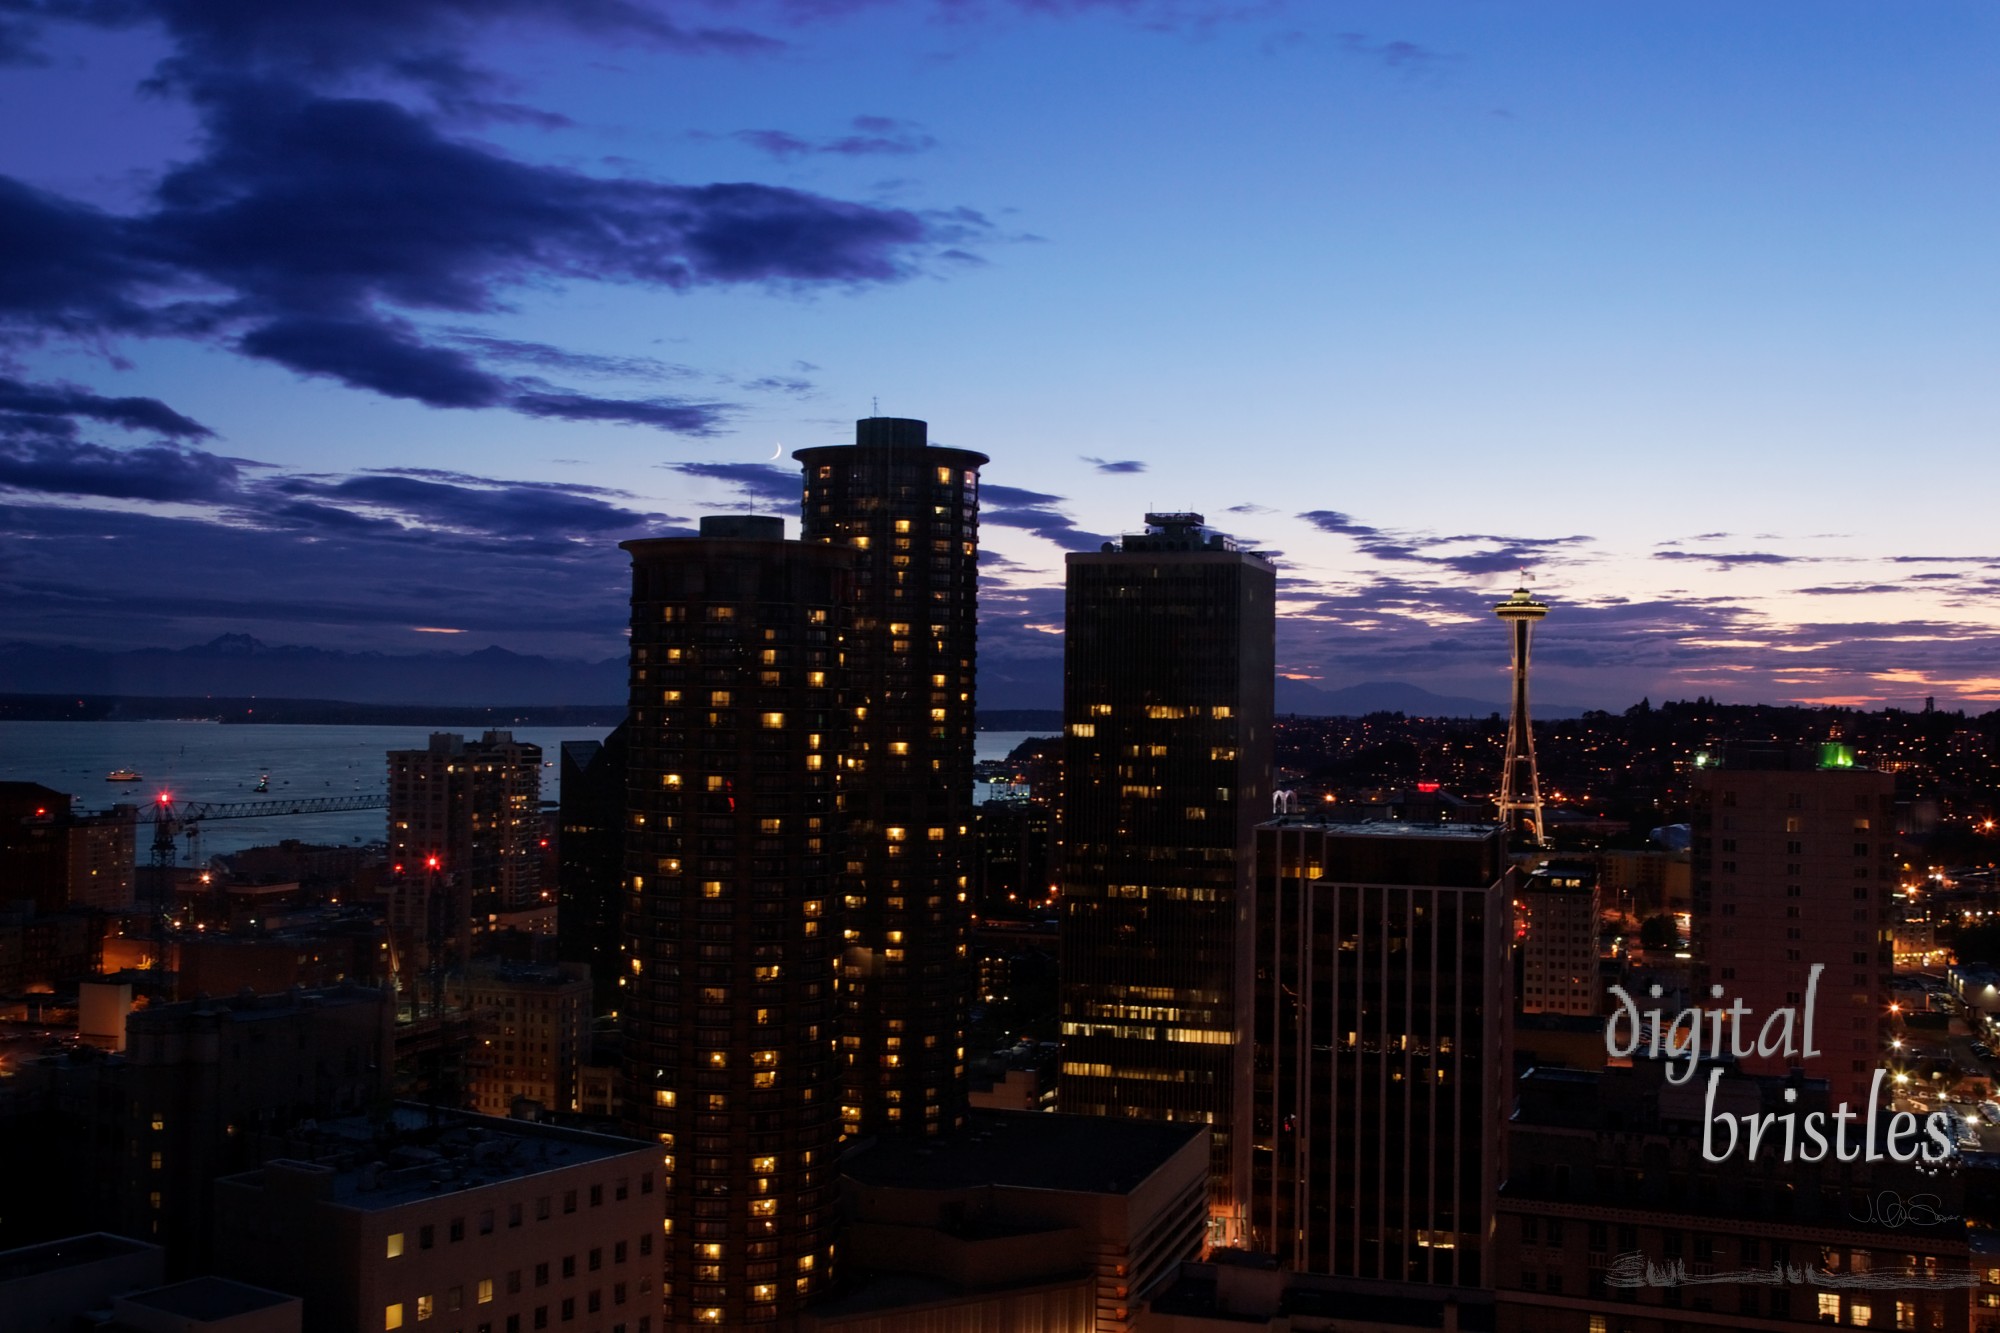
<box><xmin>1981</xmin><ymin>1101</ymin><xmax>2000</xmax><ymax>1126</ymax></box>
<box><xmin>1972</xmin><ymin>1042</ymin><xmax>1992</xmax><ymax>1060</ymax></box>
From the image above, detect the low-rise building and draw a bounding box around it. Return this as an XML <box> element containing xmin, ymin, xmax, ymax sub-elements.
<box><xmin>213</xmin><ymin>1106</ymin><xmax>661</xmax><ymax>1333</ymax></box>
<box><xmin>808</xmin><ymin>1110</ymin><xmax>1209</xmax><ymax>1333</ymax></box>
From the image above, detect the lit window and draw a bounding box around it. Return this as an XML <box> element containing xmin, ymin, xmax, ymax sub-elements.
<box><xmin>387</xmin><ymin>1233</ymin><xmax>405</xmax><ymax>1259</ymax></box>
<box><xmin>416</xmin><ymin>1296</ymin><xmax>433</xmax><ymax>1323</ymax></box>
<box><xmin>1069</xmin><ymin>723</ymin><xmax>1094</xmax><ymax>738</ymax></box>
<box><xmin>885</xmin><ymin>827</ymin><xmax>906</xmax><ymax>842</ymax></box>
<box><xmin>928</xmin><ymin>827</ymin><xmax>945</xmax><ymax>841</ymax></box>
<box><xmin>385</xmin><ymin>1306</ymin><xmax>404</xmax><ymax>1331</ymax></box>
<box><xmin>477</xmin><ymin>1280</ymin><xmax>493</xmax><ymax>1305</ymax></box>
<box><xmin>710</xmin><ymin>690</ymin><xmax>732</xmax><ymax>706</ymax></box>
<box><xmin>761</xmin><ymin>712</ymin><xmax>785</xmax><ymax>729</ymax></box>
<box><xmin>888</xmin><ymin>742</ymin><xmax>909</xmax><ymax>755</ymax></box>
<box><xmin>654</xmin><ymin>1090</ymin><xmax>676</xmax><ymax>1108</ymax></box>
<box><xmin>662</xmin><ymin>774</ymin><xmax>681</xmax><ymax>788</ymax></box>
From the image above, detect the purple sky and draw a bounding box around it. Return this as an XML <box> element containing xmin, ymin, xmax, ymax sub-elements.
<box><xmin>4</xmin><ymin>2</ymin><xmax>1999</xmax><ymax>711</ymax></box>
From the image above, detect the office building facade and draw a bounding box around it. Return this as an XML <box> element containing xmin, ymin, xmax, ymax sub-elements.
<box><xmin>1250</xmin><ymin>820</ymin><xmax>1511</xmax><ymax>1287</ymax></box>
<box><xmin>1058</xmin><ymin>512</ymin><xmax>1274</xmax><ymax>1217</ymax></box>
<box><xmin>794</xmin><ymin>418</ymin><xmax>987</xmax><ymax>1141</ymax></box>
<box><xmin>622</xmin><ymin>516</ymin><xmax>849</xmax><ymax>1327</ymax></box>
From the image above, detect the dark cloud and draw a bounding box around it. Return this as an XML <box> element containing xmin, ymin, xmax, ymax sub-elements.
<box><xmin>512</xmin><ymin>391</ymin><xmax>729</xmax><ymax>434</ymax></box>
<box><xmin>1887</xmin><ymin>555</ymin><xmax>1997</xmax><ymax>564</ymax></box>
<box><xmin>0</xmin><ymin>375</ymin><xmax>213</xmax><ymax>439</ymax></box>
<box><xmin>1336</xmin><ymin>33</ymin><xmax>1443</xmax><ymax>70</ymax></box>
<box><xmin>238</xmin><ymin>315</ymin><xmax>504</xmax><ymax>407</ymax></box>
<box><xmin>1298</xmin><ymin>509</ymin><xmax>1588</xmax><ymax>575</ymax></box>
<box><xmin>286</xmin><ymin>472</ymin><xmax>658</xmax><ymax>537</ymax></box>
<box><xmin>741</xmin><ymin>375</ymin><xmax>815</xmax><ymax>396</ymax></box>
<box><xmin>0</xmin><ymin>75</ymin><xmax>973</xmax><ymax>433</ymax></box>
<box><xmin>1299</xmin><ymin>509</ymin><xmax>1377</xmax><ymax>537</ymax></box>
<box><xmin>1793</xmin><ymin>583</ymin><xmax>1916</xmax><ymax>597</ymax></box>
<box><xmin>0</xmin><ymin>438</ymin><xmax>242</xmax><ymax>502</ymax></box>
<box><xmin>1653</xmin><ymin>550</ymin><xmax>1802</xmax><ymax>569</ymax></box>
<box><xmin>0</xmin><ymin>500</ymin><xmax>640</xmax><ymax>651</ymax></box>
<box><xmin>1226</xmin><ymin>502</ymin><xmax>1273</xmax><ymax>515</ymax></box>
<box><xmin>661</xmin><ymin>461</ymin><xmax>800</xmax><ymax>505</ymax></box>
<box><xmin>8</xmin><ymin>0</ymin><xmax>781</xmax><ymax>87</ymax></box>
<box><xmin>1080</xmin><ymin>455</ymin><xmax>1145</xmax><ymax>474</ymax></box>
<box><xmin>0</xmin><ymin>13</ymin><xmax>46</xmax><ymax>64</ymax></box>
<box><xmin>732</xmin><ymin>116</ymin><xmax>936</xmax><ymax>161</ymax></box>
<box><xmin>440</xmin><ymin>332</ymin><xmax>696</xmax><ymax>381</ymax></box>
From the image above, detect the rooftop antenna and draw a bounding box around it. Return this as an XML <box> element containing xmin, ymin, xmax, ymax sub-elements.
<box><xmin>872</xmin><ymin>396</ymin><xmax>879</xmax><ymax>416</ymax></box>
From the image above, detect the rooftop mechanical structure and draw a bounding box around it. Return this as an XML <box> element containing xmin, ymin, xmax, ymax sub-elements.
<box><xmin>1494</xmin><ymin>583</ymin><xmax>1549</xmax><ymax>846</ymax></box>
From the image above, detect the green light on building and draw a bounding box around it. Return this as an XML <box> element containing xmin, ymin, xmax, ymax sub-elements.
<box><xmin>1818</xmin><ymin>742</ymin><xmax>1855</xmax><ymax>770</ymax></box>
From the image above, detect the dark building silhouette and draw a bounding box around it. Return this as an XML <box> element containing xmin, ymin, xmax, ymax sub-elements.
<box><xmin>1494</xmin><ymin>1062</ymin><xmax>1973</xmax><ymax>1331</ymax></box>
<box><xmin>794</xmin><ymin>417</ymin><xmax>987</xmax><ymax>1141</ymax></box>
<box><xmin>0</xmin><ymin>782</ymin><xmax>136</xmax><ymax>914</ymax></box>
<box><xmin>621</xmin><ymin>515</ymin><xmax>849</xmax><ymax>1328</ymax></box>
<box><xmin>1689</xmin><ymin>741</ymin><xmax>1896</xmax><ymax>1107</ymax></box>
<box><xmin>558</xmin><ymin>722</ymin><xmax>629</xmax><ymax>1014</ymax></box>
<box><xmin>1057</xmin><ymin>511</ymin><xmax>1274</xmax><ymax>1222</ymax></box>
<box><xmin>0</xmin><ymin>985</ymin><xmax>392</xmax><ymax>1275</ymax></box>
<box><xmin>1250</xmin><ymin>820</ymin><xmax>1511</xmax><ymax>1288</ymax></box>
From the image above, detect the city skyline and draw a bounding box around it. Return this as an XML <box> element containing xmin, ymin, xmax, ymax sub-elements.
<box><xmin>4</xmin><ymin>3</ymin><xmax>2000</xmax><ymax>712</ymax></box>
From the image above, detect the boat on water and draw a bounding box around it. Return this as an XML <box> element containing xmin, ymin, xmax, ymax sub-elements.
<box><xmin>105</xmin><ymin>769</ymin><xmax>142</xmax><ymax>783</ymax></box>
<box><xmin>254</xmin><ymin>773</ymin><xmax>269</xmax><ymax>793</ymax></box>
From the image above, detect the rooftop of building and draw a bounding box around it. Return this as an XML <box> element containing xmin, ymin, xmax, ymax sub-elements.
<box><xmin>1076</xmin><ymin>510</ymin><xmax>1275</xmax><ymax>561</ymax></box>
<box><xmin>843</xmin><ymin>1109</ymin><xmax>1202</xmax><ymax>1196</ymax></box>
<box><xmin>1149</xmin><ymin>1260</ymin><xmax>1497</xmax><ymax>1330</ymax></box>
<box><xmin>118</xmin><ymin>1276</ymin><xmax>298</xmax><ymax>1321</ymax></box>
<box><xmin>1691</xmin><ymin>740</ymin><xmax>1876</xmax><ymax>773</ymax></box>
<box><xmin>229</xmin><ymin>1104</ymin><xmax>653</xmax><ymax>1211</ymax></box>
<box><xmin>128</xmin><ymin>982</ymin><xmax>388</xmax><ymax>1030</ymax></box>
<box><xmin>0</xmin><ymin>1232</ymin><xmax>158</xmax><ymax>1284</ymax></box>
<box><xmin>1524</xmin><ymin>860</ymin><xmax>1599</xmax><ymax>892</ymax></box>
<box><xmin>462</xmin><ymin>960</ymin><xmax>590</xmax><ymax>989</ymax></box>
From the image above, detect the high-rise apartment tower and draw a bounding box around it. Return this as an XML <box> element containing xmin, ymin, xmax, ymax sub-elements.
<box><xmin>622</xmin><ymin>515</ymin><xmax>850</xmax><ymax>1327</ymax></box>
<box><xmin>1058</xmin><ymin>512</ymin><xmax>1274</xmax><ymax>1222</ymax></box>
<box><xmin>794</xmin><ymin>418</ymin><xmax>986</xmax><ymax>1140</ymax></box>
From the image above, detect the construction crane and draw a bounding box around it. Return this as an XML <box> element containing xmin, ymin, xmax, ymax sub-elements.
<box><xmin>129</xmin><ymin>790</ymin><xmax>390</xmax><ymax>988</ymax></box>
<box><xmin>138</xmin><ymin>791</ymin><xmax>390</xmax><ymax>872</ymax></box>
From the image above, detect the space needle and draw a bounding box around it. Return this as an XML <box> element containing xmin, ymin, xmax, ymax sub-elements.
<box><xmin>1495</xmin><ymin>581</ymin><xmax>1549</xmax><ymax>846</ymax></box>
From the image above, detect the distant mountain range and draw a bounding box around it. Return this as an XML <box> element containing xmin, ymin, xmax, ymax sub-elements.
<box><xmin>0</xmin><ymin>635</ymin><xmax>625</xmax><ymax>706</ymax></box>
<box><xmin>0</xmin><ymin>636</ymin><xmax>1586</xmax><ymax>719</ymax></box>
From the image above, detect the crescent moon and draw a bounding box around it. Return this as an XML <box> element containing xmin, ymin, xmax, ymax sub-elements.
<box><xmin>769</xmin><ymin>441</ymin><xmax>783</xmax><ymax>461</ymax></box>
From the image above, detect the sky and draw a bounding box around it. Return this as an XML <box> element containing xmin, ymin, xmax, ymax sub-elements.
<box><xmin>2</xmin><ymin>0</ymin><xmax>1998</xmax><ymax>712</ymax></box>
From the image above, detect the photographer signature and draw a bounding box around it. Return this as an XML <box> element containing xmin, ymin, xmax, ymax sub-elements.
<box><xmin>1848</xmin><ymin>1191</ymin><xmax>1962</xmax><ymax>1229</ymax></box>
